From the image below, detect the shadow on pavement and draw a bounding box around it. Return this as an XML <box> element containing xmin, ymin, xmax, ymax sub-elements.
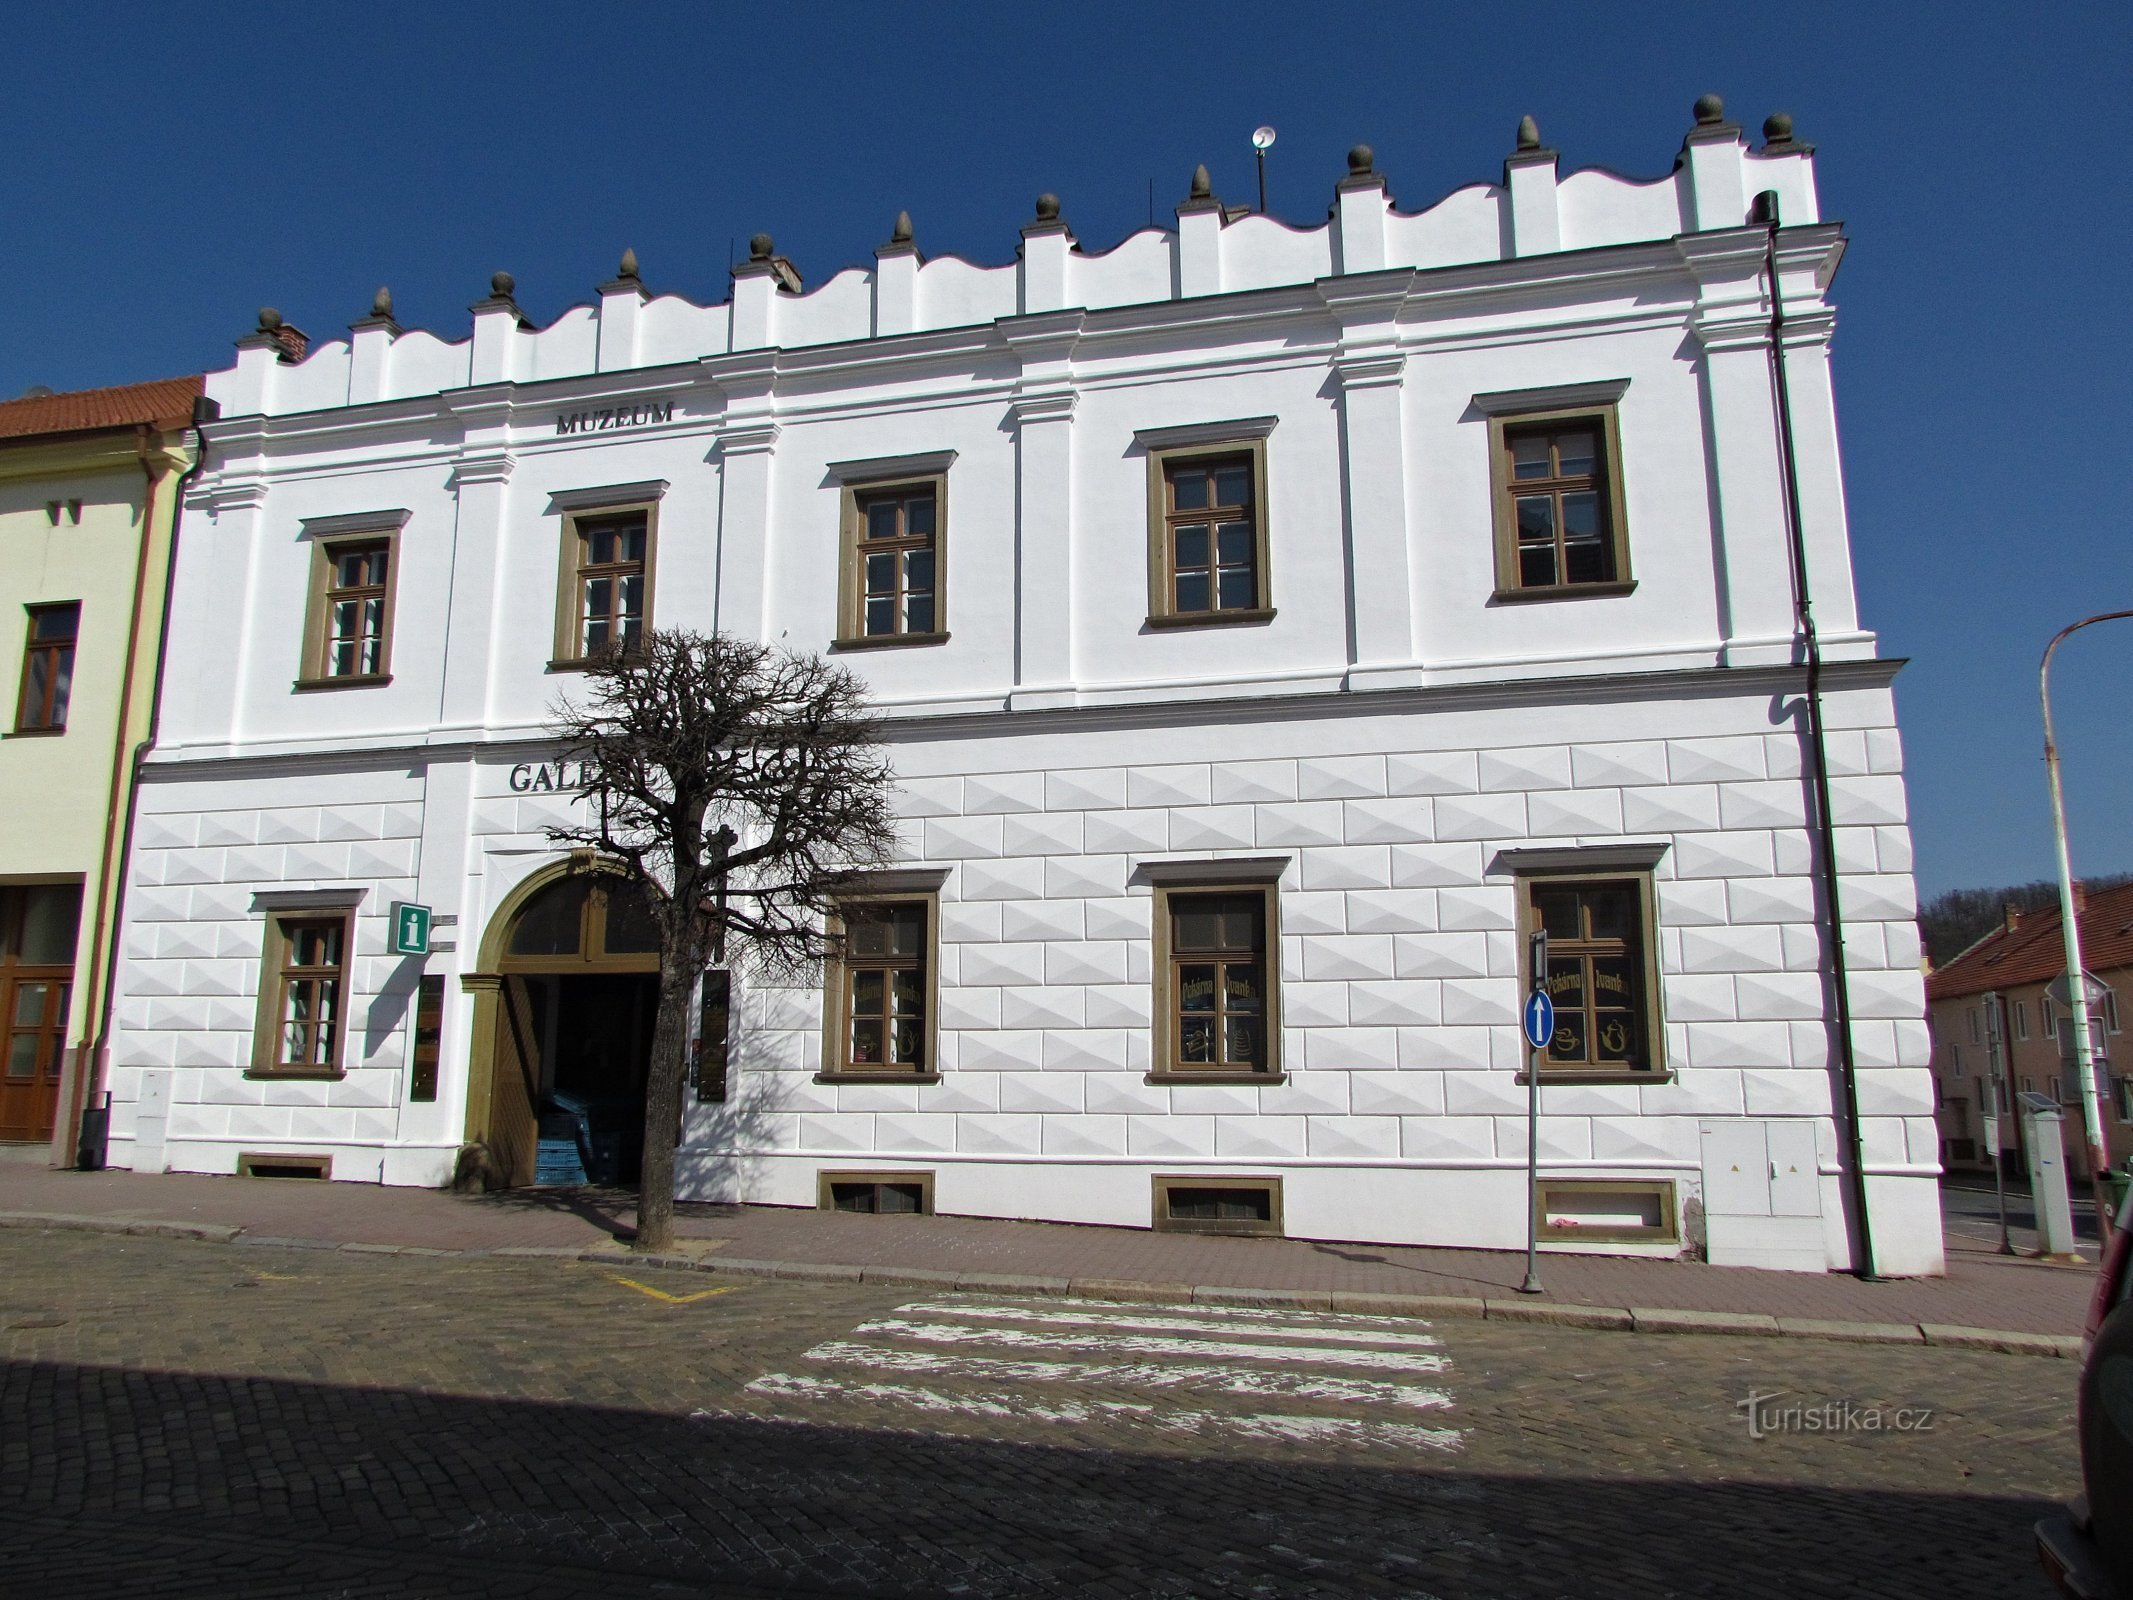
<box><xmin>0</xmin><ymin>1356</ymin><xmax>2055</xmax><ymax>1599</ymax></box>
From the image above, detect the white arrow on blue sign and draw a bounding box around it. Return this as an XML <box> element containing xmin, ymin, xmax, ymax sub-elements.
<box><xmin>1523</xmin><ymin>989</ymin><xmax>1555</xmax><ymax>1052</ymax></box>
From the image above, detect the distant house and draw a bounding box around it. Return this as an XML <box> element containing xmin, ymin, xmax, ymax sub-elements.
<box><xmin>0</xmin><ymin>376</ymin><xmax>201</xmax><ymax>1158</ymax></box>
<box><xmin>1925</xmin><ymin>883</ymin><xmax>2131</xmax><ymax>1174</ymax></box>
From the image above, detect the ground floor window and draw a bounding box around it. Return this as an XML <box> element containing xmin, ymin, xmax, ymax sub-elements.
<box><xmin>251</xmin><ymin>903</ymin><xmax>356</xmax><ymax>1078</ymax></box>
<box><xmin>821</xmin><ymin>890</ymin><xmax>939</xmax><ymax>1080</ymax></box>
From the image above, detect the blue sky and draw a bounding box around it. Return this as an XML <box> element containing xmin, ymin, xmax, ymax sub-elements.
<box><xmin>3</xmin><ymin>2</ymin><xmax>2125</xmax><ymax>899</ymax></box>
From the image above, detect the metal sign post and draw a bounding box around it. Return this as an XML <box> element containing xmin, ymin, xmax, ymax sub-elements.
<box><xmin>1518</xmin><ymin>929</ymin><xmax>1553</xmax><ymax>1296</ymax></box>
<box><xmin>1983</xmin><ymin>992</ymin><xmax>2013</xmax><ymax>1256</ymax></box>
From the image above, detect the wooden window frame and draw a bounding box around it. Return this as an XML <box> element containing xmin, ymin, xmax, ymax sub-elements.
<box><xmin>817</xmin><ymin>1169</ymin><xmax>936</xmax><ymax>1214</ymax></box>
<box><xmin>1144</xmin><ymin>858</ymin><xmax>1285</xmax><ymax>1084</ymax></box>
<box><xmin>1151</xmin><ymin>1174</ymin><xmax>1285</xmax><ymax>1237</ymax></box>
<box><xmin>14</xmin><ymin>601</ymin><xmax>80</xmax><ymax>734</ymax></box>
<box><xmin>550</xmin><ymin>495</ymin><xmax>660</xmax><ymax>670</ymax></box>
<box><xmin>832</xmin><ymin>463</ymin><xmax>950</xmax><ymax>650</ymax></box>
<box><xmin>1141</xmin><ymin>422</ymin><xmax>1275</xmax><ymax>629</ymax></box>
<box><xmin>1478</xmin><ymin>387</ymin><xmax>1633</xmax><ymax>603</ymax></box>
<box><xmin>250</xmin><ymin>905</ymin><xmax>357</xmax><ymax>1079</ymax></box>
<box><xmin>1505</xmin><ymin>848</ymin><xmax>1668</xmax><ymax>1085</ymax></box>
<box><xmin>297</xmin><ymin>526</ymin><xmax>401</xmax><ymax>689</ymax></box>
<box><xmin>1534</xmin><ymin>1178</ymin><xmax>1677</xmax><ymax>1244</ymax></box>
<box><xmin>818</xmin><ymin>885</ymin><xmax>942</xmax><ymax>1083</ymax></box>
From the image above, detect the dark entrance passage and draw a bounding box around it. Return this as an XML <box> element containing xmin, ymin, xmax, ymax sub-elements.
<box><xmin>479</xmin><ymin>871</ymin><xmax>663</xmax><ymax>1189</ymax></box>
<box><xmin>538</xmin><ymin>972</ymin><xmax>659</xmax><ymax>1185</ymax></box>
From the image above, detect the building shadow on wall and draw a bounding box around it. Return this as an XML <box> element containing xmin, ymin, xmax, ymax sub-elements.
<box><xmin>0</xmin><ymin>1354</ymin><xmax>2059</xmax><ymax>1600</ymax></box>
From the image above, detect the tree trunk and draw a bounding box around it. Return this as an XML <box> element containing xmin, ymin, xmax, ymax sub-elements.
<box><xmin>633</xmin><ymin>949</ymin><xmax>698</xmax><ymax>1254</ymax></box>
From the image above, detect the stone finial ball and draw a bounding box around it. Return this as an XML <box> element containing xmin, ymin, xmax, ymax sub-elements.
<box><xmin>1034</xmin><ymin>193</ymin><xmax>1061</xmax><ymax>221</ymax></box>
<box><xmin>371</xmin><ymin>286</ymin><xmax>393</xmax><ymax>317</ymax></box>
<box><xmin>490</xmin><ymin>271</ymin><xmax>515</xmax><ymax>297</ymax></box>
<box><xmin>749</xmin><ymin>233</ymin><xmax>774</xmax><ymax>260</ymax></box>
<box><xmin>257</xmin><ymin>307</ymin><xmax>283</xmax><ymax>331</ymax></box>
<box><xmin>1516</xmin><ymin>115</ymin><xmax>1541</xmax><ymax>152</ymax></box>
<box><xmin>618</xmin><ymin>247</ymin><xmax>640</xmax><ymax>278</ymax></box>
<box><xmin>1763</xmin><ymin>111</ymin><xmax>1794</xmax><ymax>142</ymax></box>
<box><xmin>1348</xmin><ymin>144</ymin><xmax>1374</xmax><ymax>174</ymax></box>
<box><xmin>1693</xmin><ymin>93</ymin><xmax>1725</xmax><ymax>124</ymax></box>
<box><xmin>1190</xmin><ymin>163</ymin><xmax>1212</xmax><ymax>199</ymax></box>
<box><xmin>891</xmin><ymin>210</ymin><xmax>913</xmax><ymax>244</ymax></box>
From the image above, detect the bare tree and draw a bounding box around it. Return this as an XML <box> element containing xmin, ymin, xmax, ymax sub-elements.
<box><xmin>545</xmin><ymin>629</ymin><xmax>899</xmax><ymax>1252</ymax></box>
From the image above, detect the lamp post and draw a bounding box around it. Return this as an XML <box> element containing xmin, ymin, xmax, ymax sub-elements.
<box><xmin>2039</xmin><ymin>608</ymin><xmax>2133</xmax><ymax>1249</ymax></box>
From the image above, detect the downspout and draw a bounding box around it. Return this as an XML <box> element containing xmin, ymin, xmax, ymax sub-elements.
<box><xmin>58</xmin><ymin>425</ymin><xmax>167</xmax><ymax>1163</ymax></box>
<box><xmin>1754</xmin><ymin>189</ymin><xmax>1878</xmax><ymax>1279</ymax></box>
<box><xmin>76</xmin><ymin>393</ymin><xmax>218</xmax><ymax>1166</ymax></box>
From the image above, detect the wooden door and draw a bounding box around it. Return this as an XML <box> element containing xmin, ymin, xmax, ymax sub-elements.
<box><xmin>0</xmin><ymin>974</ymin><xmax>68</xmax><ymax>1142</ymax></box>
<box><xmin>488</xmin><ymin>975</ymin><xmax>544</xmax><ymax>1187</ymax></box>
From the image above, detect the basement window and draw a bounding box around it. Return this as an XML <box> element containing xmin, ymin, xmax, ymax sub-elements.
<box><xmin>1152</xmin><ymin>1174</ymin><xmax>1284</xmax><ymax>1237</ymax></box>
<box><xmin>237</xmin><ymin>1152</ymin><xmax>333</xmax><ymax>1181</ymax></box>
<box><xmin>819</xmin><ymin>1170</ymin><xmax>933</xmax><ymax>1215</ymax></box>
<box><xmin>1533</xmin><ymin>1178</ymin><xmax>1676</xmax><ymax>1243</ymax></box>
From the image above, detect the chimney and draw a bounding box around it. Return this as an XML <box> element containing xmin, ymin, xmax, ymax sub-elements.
<box><xmin>2073</xmin><ymin>880</ymin><xmax>2089</xmax><ymax>914</ymax></box>
<box><xmin>2003</xmin><ymin>903</ymin><xmax>2024</xmax><ymax>934</ymax></box>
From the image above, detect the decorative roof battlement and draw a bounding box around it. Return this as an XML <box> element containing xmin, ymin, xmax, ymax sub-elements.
<box><xmin>210</xmin><ymin>99</ymin><xmax>1822</xmax><ymax>420</ymax></box>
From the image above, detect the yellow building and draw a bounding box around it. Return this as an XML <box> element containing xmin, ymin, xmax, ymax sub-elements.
<box><xmin>0</xmin><ymin>377</ymin><xmax>201</xmax><ymax>1157</ymax></box>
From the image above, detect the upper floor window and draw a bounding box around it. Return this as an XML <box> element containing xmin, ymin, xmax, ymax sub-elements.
<box><xmin>1476</xmin><ymin>383</ymin><xmax>1632</xmax><ymax>601</ymax></box>
<box><xmin>573</xmin><ymin>513</ymin><xmax>648</xmax><ymax>658</ymax></box>
<box><xmin>15</xmin><ymin>603</ymin><xmax>79</xmax><ymax>732</ymax></box>
<box><xmin>828</xmin><ymin>453</ymin><xmax>952</xmax><ymax>650</ymax></box>
<box><xmin>548</xmin><ymin>484</ymin><xmax>664</xmax><ymax>670</ymax></box>
<box><xmin>1139</xmin><ymin>421</ymin><xmax>1275</xmax><ymax>629</ymax></box>
<box><xmin>295</xmin><ymin>511</ymin><xmax>407</xmax><ymax>690</ymax></box>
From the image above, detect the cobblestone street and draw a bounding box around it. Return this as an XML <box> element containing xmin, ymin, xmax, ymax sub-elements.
<box><xmin>0</xmin><ymin>1230</ymin><xmax>2078</xmax><ymax>1598</ymax></box>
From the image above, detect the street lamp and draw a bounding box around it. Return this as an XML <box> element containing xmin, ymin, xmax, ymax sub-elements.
<box><xmin>1251</xmin><ymin>126</ymin><xmax>1276</xmax><ymax>214</ymax></box>
<box><xmin>2039</xmin><ymin>608</ymin><xmax>2133</xmax><ymax>1248</ymax></box>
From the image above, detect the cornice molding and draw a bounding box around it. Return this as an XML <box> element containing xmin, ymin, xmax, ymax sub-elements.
<box><xmin>713</xmin><ymin>420</ymin><xmax>781</xmax><ymax>457</ymax></box>
<box><xmin>447</xmin><ymin>452</ymin><xmax>516</xmax><ymax>488</ymax></box>
<box><xmin>1332</xmin><ymin>351</ymin><xmax>1407</xmax><ymax>391</ymax></box>
<box><xmin>1007</xmin><ymin>390</ymin><xmax>1076</xmax><ymax>428</ymax></box>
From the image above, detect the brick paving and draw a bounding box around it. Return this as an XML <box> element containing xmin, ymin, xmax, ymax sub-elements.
<box><xmin>0</xmin><ymin>1231</ymin><xmax>2078</xmax><ymax>1598</ymax></box>
<box><xmin>0</xmin><ymin>1159</ymin><xmax>2096</xmax><ymax>1334</ymax></box>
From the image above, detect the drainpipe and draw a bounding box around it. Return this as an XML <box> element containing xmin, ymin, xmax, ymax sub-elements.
<box><xmin>1753</xmin><ymin>189</ymin><xmax>1879</xmax><ymax>1280</ymax></box>
<box><xmin>75</xmin><ymin>393</ymin><xmax>219</xmax><ymax>1167</ymax></box>
<box><xmin>56</xmin><ymin>425</ymin><xmax>169</xmax><ymax>1164</ymax></box>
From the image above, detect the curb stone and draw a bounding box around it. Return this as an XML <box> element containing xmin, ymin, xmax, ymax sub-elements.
<box><xmin>1487</xmin><ymin>1298</ymin><xmax>1635</xmax><ymax>1331</ymax></box>
<box><xmin>1919</xmin><ymin>1323</ymin><xmax>2081</xmax><ymax>1358</ymax></box>
<box><xmin>1631</xmin><ymin>1307</ymin><xmax>1782</xmax><ymax>1337</ymax></box>
<box><xmin>0</xmin><ymin>1209</ymin><xmax>2080</xmax><ymax>1356</ymax></box>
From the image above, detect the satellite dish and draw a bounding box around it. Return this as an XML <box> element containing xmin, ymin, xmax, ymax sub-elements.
<box><xmin>1251</xmin><ymin>126</ymin><xmax>1277</xmax><ymax>151</ymax></box>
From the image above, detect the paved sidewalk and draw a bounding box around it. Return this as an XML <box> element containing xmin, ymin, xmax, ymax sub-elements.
<box><xmin>0</xmin><ymin>1158</ymin><xmax>2095</xmax><ymax>1343</ymax></box>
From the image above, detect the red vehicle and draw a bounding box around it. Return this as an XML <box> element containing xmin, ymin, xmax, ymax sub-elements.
<box><xmin>2037</xmin><ymin>1196</ymin><xmax>2133</xmax><ymax>1597</ymax></box>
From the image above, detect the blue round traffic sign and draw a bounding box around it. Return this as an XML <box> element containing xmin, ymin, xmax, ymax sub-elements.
<box><xmin>1523</xmin><ymin>989</ymin><xmax>1555</xmax><ymax>1051</ymax></box>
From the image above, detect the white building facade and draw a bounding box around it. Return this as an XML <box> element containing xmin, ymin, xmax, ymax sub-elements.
<box><xmin>107</xmin><ymin>102</ymin><xmax>1944</xmax><ymax>1275</ymax></box>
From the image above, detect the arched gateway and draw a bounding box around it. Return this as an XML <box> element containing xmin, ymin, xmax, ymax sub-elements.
<box><xmin>461</xmin><ymin>862</ymin><xmax>661</xmax><ymax>1188</ymax></box>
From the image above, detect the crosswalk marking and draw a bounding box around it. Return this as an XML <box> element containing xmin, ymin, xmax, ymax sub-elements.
<box><xmin>891</xmin><ymin>1299</ymin><xmax>1447</xmax><ymax>1349</ymax></box>
<box><xmin>739</xmin><ymin>1292</ymin><xmax>1466</xmax><ymax>1455</ymax></box>
<box><xmin>744</xmin><ymin>1372</ymin><xmax>1462</xmax><ymax>1451</ymax></box>
<box><xmin>801</xmin><ymin>1338</ymin><xmax>1454</xmax><ymax>1410</ymax></box>
<box><xmin>851</xmin><ymin>1316</ymin><xmax>1451</xmax><ymax>1372</ymax></box>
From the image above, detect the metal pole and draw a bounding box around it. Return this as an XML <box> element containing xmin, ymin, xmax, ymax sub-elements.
<box><xmin>1256</xmin><ymin>148</ymin><xmax>1267</xmax><ymax>215</ymax></box>
<box><xmin>1519</xmin><ymin>929</ymin><xmax>1546</xmax><ymax>1295</ymax></box>
<box><xmin>1984</xmin><ymin>991</ymin><xmax>2014</xmax><ymax>1255</ymax></box>
<box><xmin>2041</xmin><ymin>609</ymin><xmax>2131</xmax><ymax>1249</ymax></box>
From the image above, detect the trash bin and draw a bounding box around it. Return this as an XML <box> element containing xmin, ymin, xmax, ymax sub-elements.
<box><xmin>77</xmin><ymin>1093</ymin><xmax>110</xmax><ymax>1171</ymax></box>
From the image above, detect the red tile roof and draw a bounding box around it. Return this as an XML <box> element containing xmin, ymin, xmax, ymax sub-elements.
<box><xmin>1926</xmin><ymin>881</ymin><xmax>2133</xmax><ymax>1000</ymax></box>
<box><xmin>0</xmin><ymin>375</ymin><xmax>202</xmax><ymax>442</ymax></box>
